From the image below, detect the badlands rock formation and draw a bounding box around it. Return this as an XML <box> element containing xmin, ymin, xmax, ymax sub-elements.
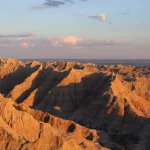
<box><xmin>0</xmin><ymin>58</ymin><xmax>149</xmax><ymax>150</ymax></box>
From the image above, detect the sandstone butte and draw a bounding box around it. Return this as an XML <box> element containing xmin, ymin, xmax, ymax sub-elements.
<box><xmin>0</xmin><ymin>58</ymin><xmax>150</xmax><ymax>150</ymax></box>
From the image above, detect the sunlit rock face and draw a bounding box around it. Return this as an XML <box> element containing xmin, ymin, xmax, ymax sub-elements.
<box><xmin>0</xmin><ymin>58</ymin><xmax>150</xmax><ymax>150</ymax></box>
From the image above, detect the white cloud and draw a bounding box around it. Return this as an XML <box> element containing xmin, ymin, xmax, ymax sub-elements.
<box><xmin>20</xmin><ymin>42</ymin><xmax>29</xmax><ymax>48</ymax></box>
<box><xmin>45</xmin><ymin>36</ymin><xmax>122</xmax><ymax>48</ymax></box>
<box><xmin>89</xmin><ymin>14</ymin><xmax>107</xmax><ymax>22</ymax></box>
<box><xmin>20</xmin><ymin>42</ymin><xmax>34</xmax><ymax>48</ymax></box>
<box><xmin>0</xmin><ymin>35</ymin><xmax>122</xmax><ymax>49</ymax></box>
<box><xmin>99</xmin><ymin>14</ymin><xmax>107</xmax><ymax>21</ymax></box>
<box><xmin>115</xmin><ymin>40</ymin><xmax>122</xmax><ymax>44</ymax></box>
<box><xmin>46</xmin><ymin>36</ymin><xmax>83</xmax><ymax>46</ymax></box>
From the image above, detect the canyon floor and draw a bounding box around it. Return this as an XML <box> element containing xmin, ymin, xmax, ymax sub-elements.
<box><xmin>0</xmin><ymin>58</ymin><xmax>150</xmax><ymax>150</ymax></box>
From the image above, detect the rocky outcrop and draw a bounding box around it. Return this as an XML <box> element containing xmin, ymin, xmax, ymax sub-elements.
<box><xmin>0</xmin><ymin>94</ymin><xmax>107</xmax><ymax>150</ymax></box>
<box><xmin>0</xmin><ymin>58</ymin><xmax>150</xmax><ymax>150</ymax></box>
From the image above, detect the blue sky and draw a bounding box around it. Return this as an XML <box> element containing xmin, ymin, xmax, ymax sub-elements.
<box><xmin>0</xmin><ymin>0</ymin><xmax>150</xmax><ymax>59</ymax></box>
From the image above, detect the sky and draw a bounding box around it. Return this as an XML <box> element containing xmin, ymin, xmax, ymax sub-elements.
<box><xmin>0</xmin><ymin>0</ymin><xmax>150</xmax><ymax>59</ymax></box>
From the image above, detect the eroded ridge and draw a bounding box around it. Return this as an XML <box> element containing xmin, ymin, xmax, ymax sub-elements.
<box><xmin>0</xmin><ymin>58</ymin><xmax>150</xmax><ymax>150</ymax></box>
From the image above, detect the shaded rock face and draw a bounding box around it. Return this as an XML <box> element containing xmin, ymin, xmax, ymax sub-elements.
<box><xmin>0</xmin><ymin>58</ymin><xmax>150</xmax><ymax>150</ymax></box>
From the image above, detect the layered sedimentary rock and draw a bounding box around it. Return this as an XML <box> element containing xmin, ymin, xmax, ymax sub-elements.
<box><xmin>0</xmin><ymin>58</ymin><xmax>150</xmax><ymax>150</ymax></box>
